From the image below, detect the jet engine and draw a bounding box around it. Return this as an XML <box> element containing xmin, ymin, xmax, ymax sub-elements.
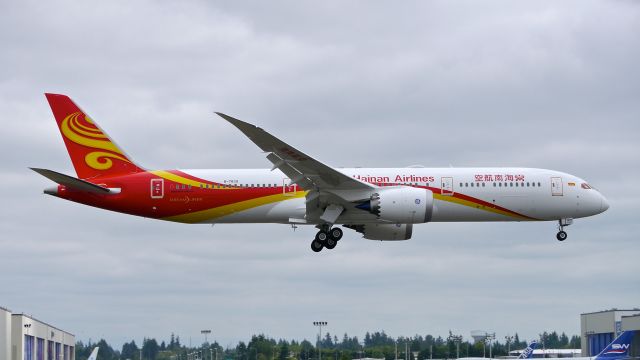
<box><xmin>344</xmin><ymin>223</ymin><xmax>413</xmax><ymax>240</ymax></box>
<box><xmin>355</xmin><ymin>187</ymin><xmax>433</xmax><ymax>223</ymax></box>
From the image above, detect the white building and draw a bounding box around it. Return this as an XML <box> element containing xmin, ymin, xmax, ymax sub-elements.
<box><xmin>508</xmin><ymin>349</ymin><xmax>581</xmax><ymax>358</ymax></box>
<box><xmin>0</xmin><ymin>306</ymin><xmax>75</xmax><ymax>360</ymax></box>
<box><xmin>2</xmin><ymin>306</ymin><xmax>11</xmax><ymax>360</ymax></box>
<box><xmin>580</xmin><ymin>309</ymin><xmax>640</xmax><ymax>357</ymax></box>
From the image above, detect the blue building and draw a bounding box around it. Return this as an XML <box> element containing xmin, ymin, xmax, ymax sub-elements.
<box><xmin>0</xmin><ymin>306</ymin><xmax>75</xmax><ymax>360</ymax></box>
<box><xmin>580</xmin><ymin>309</ymin><xmax>639</xmax><ymax>357</ymax></box>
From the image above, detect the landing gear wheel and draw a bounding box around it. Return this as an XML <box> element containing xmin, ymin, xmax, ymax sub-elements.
<box><xmin>325</xmin><ymin>237</ymin><xmax>337</xmax><ymax>249</ymax></box>
<box><xmin>329</xmin><ymin>227</ymin><xmax>343</xmax><ymax>241</ymax></box>
<box><xmin>556</xmin><ymin>219</ymin><xmax>572</xmax><ymax>242</ymax></box>
<box><xmin>311</xmin><ymin>240</ymin><xmax>324</xmax><ymax>252</ymax></box>
<box><xmin>315</xmin><ymin>231</ymin><xmax>328</xmax><ymax>242</ymax></box>
<box><xmin>556</xmin><ymin>231</ymin><xmax>568</xmax><ymax>241</ymax></box>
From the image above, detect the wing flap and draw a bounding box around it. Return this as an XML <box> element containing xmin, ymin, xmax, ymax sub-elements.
<box><xmin>265</xmin><ymin>152</ymin><xmax>316</xmax><ymax>189</ymax></box>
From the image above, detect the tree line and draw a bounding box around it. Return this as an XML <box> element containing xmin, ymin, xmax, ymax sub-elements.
<box><xmin>74</xmin><ymin>330</ymin><xmax>581</xmax><ymax>360</ymax></box>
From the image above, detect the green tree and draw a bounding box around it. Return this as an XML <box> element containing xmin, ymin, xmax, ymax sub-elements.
<box><xmin>237</xmin><ymin>341</ymin><xmax>248</xmax><ymax>360</ymax></box>
<box><xmin>121</xmin><ymin>340</ymin><xmax>139</xmax><ymax>360</ymax></box>
<box><xmin>75</xmin><ymin>341</ymin><xmax>93</xmax><ymax>360</ymax></box>
<box><xmin>279</xmin><ymin>341</ymin><xmax>290</xmax><ymax>360</ymax></box>
<box><xmin>142</xmin><ymin>338</ymin><xmax>160</xmax><ymax>360</ymax></box>
<box><xmin>569</xmin><ymin>335</ymin><xmax>581</xmax><ymax>349</ymax></box>
<box><xmin>96</xmin><ymin>339</ymin><xmax>117</xmax><ymax>360</ymax></box>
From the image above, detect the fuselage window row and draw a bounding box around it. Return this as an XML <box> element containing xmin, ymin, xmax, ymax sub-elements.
<box><xmin>195</xmin><ymin>181</ymin><xmax>547</xmax><ymax>191</ymax></box>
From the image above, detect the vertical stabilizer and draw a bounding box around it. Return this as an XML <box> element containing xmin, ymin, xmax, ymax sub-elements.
<box><xmin>517</xmin><ymin>340</ymin><xmax>539</xmax><ymax>359</ymax></box>
<box><xmin>45</xmin><ymin>93</ymin><xmax>143</xmax><ymax>180</ymax></box>
<box><xmin>88</xmin><ymin>347</ymin><xmax>100</xmax><ymax>360</ymax></box>
<box><xmin>595</xmin><ymin>331</ymin><xmax>635</xmax><ymax>360</ymax></box>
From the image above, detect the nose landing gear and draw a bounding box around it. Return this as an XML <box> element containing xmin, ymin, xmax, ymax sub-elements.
<box><xmin>556</xmin><ymin>218</ymin><xmax>573</xmax><ymax>241</ymax></box>
<box><xmin>310</xmin><ymin>225</ymin><xmax>343</xmax><ymax>252</ymax></box>
<box><xmin>556</xmin><ymin>230</ymin><xmax>568</xmax><ymax>241</ymax></box>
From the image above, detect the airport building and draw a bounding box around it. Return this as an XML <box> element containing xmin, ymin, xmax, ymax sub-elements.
<box><xmin>508</xmin><ymin>349</ymin><xmax>581</xmax><ymax>358</ymax></box>
<box><xmin>0</xmin><ymin>306</ymin><xmax>75</xmax><ymax>360</ymax></box>
<box><xmin>580</xmin><ymin>309</ymin><xmax>640</xmax><ymax>357</ymax></box>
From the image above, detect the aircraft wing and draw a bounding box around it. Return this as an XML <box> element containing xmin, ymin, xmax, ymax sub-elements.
<box><xmin>216</xmin><ymin>112</ymin><xmax>374</xmax><ymax>192</ymax></box>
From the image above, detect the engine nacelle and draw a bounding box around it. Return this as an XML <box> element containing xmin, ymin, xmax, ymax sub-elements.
<box><xmin>356</xmin><ymin>187</ymin><xmax>433</xmax><ymax>224</ymax></box>
<box><xmin>345</xmin><ymin>224</ymin><xmax>413</xmax><ymax>241</ymax></box>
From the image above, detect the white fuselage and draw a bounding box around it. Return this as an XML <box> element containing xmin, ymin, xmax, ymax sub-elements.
<box><xmin>181</xmin><ymin>167</ymin><xmax>608</xmax><ymax>225</ymax></box>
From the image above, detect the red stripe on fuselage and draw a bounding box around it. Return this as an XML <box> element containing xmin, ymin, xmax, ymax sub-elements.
<box><xmin>57</xmin><ymin>171</ymin><xmax>287</xmax><ymax>219</ymax></box>
<box><xmin>425</xmin><ymin>185</ymin><xmax>531</xmax><ymax>219</ymax></box>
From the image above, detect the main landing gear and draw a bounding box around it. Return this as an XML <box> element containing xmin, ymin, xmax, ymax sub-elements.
<box><xmin>556</xmin><ymin>218</ymin><xmax>573</xmax><ymax>241</ymax></box>
<box><xmin>310</xmin><ymin>225</ymin><xmax>343</xmax><ymax>252</ymax></box>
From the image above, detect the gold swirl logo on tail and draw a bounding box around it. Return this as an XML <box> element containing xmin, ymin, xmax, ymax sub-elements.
<box><xmin>61</xmin><ymin>112</ymin><xmax>131</xmax><ymax>170</ymax></box>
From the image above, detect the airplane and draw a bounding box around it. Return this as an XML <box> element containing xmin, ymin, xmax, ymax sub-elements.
<box><xmin>462</xmin><ymin>331</ymin><xmax>635</xmax><ymax>360</ymax></box>
<box><xmin>32</xmin><ymin>93</ymin><xmax>609</xmax><ymax>252</ymax></box>
<box><xmin>584</xmin><ymin>331</ymin><xmax>636</xmax><ymax>360</ymax></box>
<box><xmin>517</xmin><ymin>340</ymin><xmax>538</xmax><ymax>359</ymax></box>
<box><xmin>88</xmin><ymin>347</ymin><xmax>100</xmax><ymax>360</ymax></box>
<box><xmin>538</xmin><ymin>331</ymin><xmax>635</xmax><ymax>360</ymax></box>
<box><xmin>457</xmin><ymin>339</ymin><xmax>537</xmax><ymax>360</ymax></box>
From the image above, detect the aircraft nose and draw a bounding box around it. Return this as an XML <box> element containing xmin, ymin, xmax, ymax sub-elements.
<box><xmin>600</xmin><ymin>194</ymin><xmax>610</xmax><ymax>213</ymax></box>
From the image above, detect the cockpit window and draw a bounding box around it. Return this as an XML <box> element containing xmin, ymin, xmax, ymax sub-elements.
<box><xmin>581</xmin><ymin>183</ymin><xmax>592</xmax><ymax>189</ymax></box>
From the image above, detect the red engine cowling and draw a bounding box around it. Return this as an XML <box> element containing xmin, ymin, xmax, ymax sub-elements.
<box><xmin>356</xmin><ymin>187</ymin><xmax>433</xmax><ymax>224</ymax></box>
<box><xmin>345</xmin><ymin>224</ymin><xmax>413</xmax><ymax>240</ymax></box>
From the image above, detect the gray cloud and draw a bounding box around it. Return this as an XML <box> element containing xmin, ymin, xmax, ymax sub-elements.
<box><xmin>1</xmin><ymin>0</ymin><xmax>639</xmax><ymax>350</ymax></box>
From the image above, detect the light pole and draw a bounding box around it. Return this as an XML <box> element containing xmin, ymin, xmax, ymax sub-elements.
<box><xmin>395</xmin><ymin>340</ymin><xmax>398</xmax><ymax>360</ymax></box>
<box><xmin>484</xmin><ymin>333</ymin><xmax>495</xmax><ymax>359</ymax></box>
<box><xmin>504</xmin><ymin>336</ymin><xmax>514</xmax><ymax>357</ymax></box>
<box><xmin>313</xmin><ymin>322</ymin><xmax>327</xmax><ymax>360</ymax></box>
<box><xmin>448</xmin><ymin>332</ymin><xmax>463</xmax><ymax>359</ymax></box>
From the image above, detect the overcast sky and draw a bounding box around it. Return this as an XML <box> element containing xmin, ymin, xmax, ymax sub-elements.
<box><xmin>1</xmin><ymin>0</ymin><xmax>639</xmax><ymax>350</ymax></box>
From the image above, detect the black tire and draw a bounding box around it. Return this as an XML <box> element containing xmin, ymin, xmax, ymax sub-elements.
<box><xmin>556</xmin><ymin>231</ymin><xmax>568</xmax><ymax>241</ymax></box>
<box><xmin>325</xmin><ymin>237</ymin><xmax>337</xmax><ymax>249</ymax></box>
<box><xmin>315</xmin><ymin>231</ymin><xmax>328</xmax><ymax>242</ymax></box>
<box><xmin>311</xmin><ymin>240</ymin><xmax>323</xmax><ymax>252</ymax></box>
<box><xmin>330</xmin><ymin>227</ymin><xmax>343</xmax><ymax>241</ymax></box>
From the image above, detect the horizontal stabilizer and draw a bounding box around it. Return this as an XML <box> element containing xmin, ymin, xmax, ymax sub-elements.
<box><xmin>30</xmin><ymin>168</ymin><xmax>110</xmax><ymax>193</ymax></box>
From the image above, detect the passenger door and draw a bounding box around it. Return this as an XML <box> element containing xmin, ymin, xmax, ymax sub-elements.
<box><xmin>441</xmin><ymin>176</ymin><xmax>454</xmax><ymax>196</ymax></box>
<box><xmin>551</xmin><ymin>177</ymin><xmax>563</xmax><ymax>196</ymax></box>
<box><xmin>150</xmin><ymin>178</ymin><xmax>164</xmax><ymax>199</ymax></box>
<box><xmin>282</xmin><ymin>178</ymin><xmax>298</xmax><ymax>196</ymax></box>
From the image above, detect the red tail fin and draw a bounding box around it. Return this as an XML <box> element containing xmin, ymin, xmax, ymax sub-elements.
<box><xmin>45</xmin><ymin>93</ymin><xmax>143</xmax><ymax>180</ymax></box>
